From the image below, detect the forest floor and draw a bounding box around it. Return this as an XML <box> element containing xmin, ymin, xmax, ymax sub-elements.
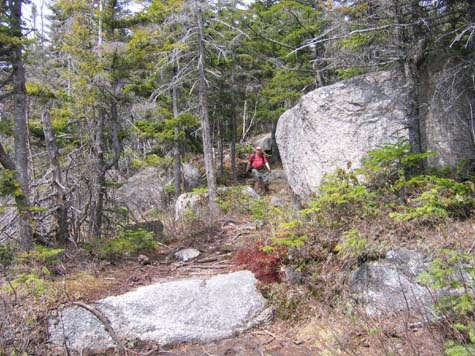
<box><xmin>56</xmin><ymin>204</ymin><xmax>321</xmax><ymax>356</ymax></box>
<box><xmin>3</xmin><ymin>170</ymin><xmax>473</xmax><ymax>355</ymax></box>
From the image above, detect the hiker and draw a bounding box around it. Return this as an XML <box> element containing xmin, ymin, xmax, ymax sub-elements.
<box><xmin>246</xmin><ymin>146</ymin><xmax>271</xmax><ymax>179</ymax></box>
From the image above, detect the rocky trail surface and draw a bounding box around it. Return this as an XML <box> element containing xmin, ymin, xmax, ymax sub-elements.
<box><xmin>49</xmin><ymin>193</ymin><xmax>320</xmax><ymax>356</ymax></box>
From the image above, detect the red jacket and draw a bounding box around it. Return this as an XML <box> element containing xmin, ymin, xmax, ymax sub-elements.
<box><xmin>249</xmin><ymin>153</ymin><xmax>268</xmax><ymax>170</ymax></box>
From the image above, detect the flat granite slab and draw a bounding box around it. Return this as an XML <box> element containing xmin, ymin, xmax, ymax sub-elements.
<box><xmin>49</xmin><ymin>270</ymin><xmax>271</xmax><ymax>353</ymax></box>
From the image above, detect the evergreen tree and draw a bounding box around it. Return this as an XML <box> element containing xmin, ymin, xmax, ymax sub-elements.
<box><xmin>0</xmin><ymin>0</ymin><xmax>33</xmax><ymax>249</ymax></box>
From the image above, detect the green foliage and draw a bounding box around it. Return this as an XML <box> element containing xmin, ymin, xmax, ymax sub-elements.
<box><xmin>250</xmin><ymin>198</ymin><xmax>284</xmax><ymax>224</ymax></box>
<box><xmin>264</xmin><ymin>220</ymin><xmax>308</xmax><ymax>253</ymax></box>
<box><xmin>93</xmin><ymin>228</ymin><xmax>157</xmax><ymax>261</ymax></box>
<box><xmin>358</xmin><ymin>141</ymin><xmax>435</xmax><ymax>190</ymax></box>
<box><xmin>132</xmin><ymin>154</ymin><xmax>173</xmax><ymax>169</ymax></box>
<box><xmin>390</xmin><ymin>176</ymin><xmax>474</xmax><ymax>223</ymax></box>
<box><xmin>18</xmin><ymin>245</ymin><xmax>64</xmax><ymax>270</ymax></box>
<box><xmin>335</xmin><ymin>67</ymin><xmax>366</xmax><ymax>80</ymax></box>
<box><xmin>0</xmin><ymin>118</ymin><xmax>13</xmax><ymax>135</ymax></box>
<box><xmin>217</xmin><ymin>186</ymin><xmax>258</xmax><ymax>214</ymax></box>
<box><xmin>339</xmin><ymin>33</ymin><xmax>374</xmax><ymax>50</ymax></box>
<box><xmin>192</xmin><ymin>187</ymin><xmax>208</xmax><ymax>195</ymax></box>
<box><xmin>334</xmin><ymin>229</ymin><xmax>367</xmax><ymax>259</ymax></box>
<box><xmin>0</xmin><ymin>170</ymin><xmax>23</xmax><ymax>198</ymax></box>
<box><xmin>261</xmin><ymin>283</ymin><xmax>306</xmax><ymax>320</ymax></box>
<box><xmin>304</xmin><ymin>167</ymin><xmax>378</xmax><ymax>226</ymax></box>
<box><xmin>3</xmin><ymin>272</ymin><xmax>50</xmax><ymax>298</ymax></box>
<box><xmin>237</xmin><ymin>143</ymin><xmax>254</xmax><ymax>158</ymax></box>
<box><xmin>0</xmin><ymin>244</ymin><xmax>15</xmax><ymax>266</ymax></box>
<box><xmin>445</xmin><ymin>342</ymin><xmax>475</xmax><ymax>356</ymax></box>
<box><xmin>419</xmin><ymin>250</ymin><xmax>475</xmax><ymax>355</ymax></box>
<box><xmin>28</xmin><ymin>118</ymin><xmax>44</xmax><ymax>140</ymax></box>
<box><xmin>25</xmin><ymin>82</ymin><xmax>55</xmax><ymax>100</ymax></box>
<box><xmin>304</xmin><ymin>141</ymin><xmax>473</xmax><ymax>227</ymax></box>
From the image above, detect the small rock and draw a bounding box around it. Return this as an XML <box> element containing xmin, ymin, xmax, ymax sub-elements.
<box><xmin>175</xmin><ymin>248</ymin><xmax>201</xmax><ymax>262</ymax></box>
<box><xmin>137</xmin><ymin>254</ymin><xmax>150</xmax><ymax>265</ymax></box>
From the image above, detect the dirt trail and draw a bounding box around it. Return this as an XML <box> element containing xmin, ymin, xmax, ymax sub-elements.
<box><xmin>76</xmin><ymin>213</ymin><xmax>318</xmax><ymax>355</ymax></box>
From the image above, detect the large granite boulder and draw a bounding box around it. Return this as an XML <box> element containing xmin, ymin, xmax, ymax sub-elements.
<box><xmin>253</xmin><ymin>133</ymin><xmax>273</xmax><ymax>152</ymax></box>
<box><xmin>49</xmin><ymin>271</ymin><xmax>271</xmax><ymax>353</ymax></box>
<box><xmin>419</xmin><ymin>62</ymin><xmax>475</xmax><ymax>169</ymax></box>
<box><xmin>276</xmin><ymin>70</ymin><xmax>411</xmax><ymax>201</ymax></box>
<box><xmin>276</xmin><ymin>69</ymin><xmax>475</xmax><ymax>201</ymax></box>
<box><xmin>117</xmin><ymin>166</ymin><xmax>172</xmax><ymax>217</ymax></box>
<box><xmin>350</xmin><ymin>249</ymin><xmax>434</xmax><ymax>317</ymax></box>
<box><xmin>182</xmin><ymin>163</ymin><xmax>203</xmax><ymax>191</ymax></box>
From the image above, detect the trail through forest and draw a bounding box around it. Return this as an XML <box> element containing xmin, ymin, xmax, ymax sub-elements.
<box><xmin>54</xmin><ymin>177</ymin><xmax>319</xmax><ymax>356</ymax></box>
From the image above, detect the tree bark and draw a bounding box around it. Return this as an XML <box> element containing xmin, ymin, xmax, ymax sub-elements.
<box><xmin>230</xmin><ymin>56</ymin><xmax>238</xmax><ymax>183</ymax></box>
<box><xmin>42</xmin><ymin>109</ymin><xmax>68</xmax><ymax>244</ymax></box>
<box><xmin>89</xmin><ymin>98</ymin><xmax>122</xmax><ymax>239</ymax></box>
<box><xmin>172</xmin><ymin>84</ymin><xmax>182</xmax><ymax>199</ymax></box>
<box><xmin>11</xmin><ymin>0</ymin><xmax>33</xmax><ymax>249</ymax></box>
<box><xmin>197</xmin><ymin>3</ymin><xmax>218</xmax><ymax>212</ymax></box>
<box><xmin>217</xmin><ymin>120</ymin><xmax>224</xmax><ymax>179</ymax></box>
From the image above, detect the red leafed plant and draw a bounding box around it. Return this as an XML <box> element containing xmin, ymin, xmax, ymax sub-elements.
<box><xmin>234</xmin><ymin>243</ymin><xmax>283</xmax><ymax>283</ymax></box>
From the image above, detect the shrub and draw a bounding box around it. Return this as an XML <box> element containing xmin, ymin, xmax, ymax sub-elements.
<box><xmin>418</xmin><ymin>250</ymin><xmax>475</xmax><ymax>356</ymax></box>
<box><xmin>3</xmin><ymin>271</ymin><xmax>52</xmax><ymax>299</ymax></box>
<box><xmin>217</xmin><ymin>186</ymin><xmax>257</xmax><ymax>215</ymax></box>
<box><xmin>304</xmin><ymin>167</ymin><xmax>378</xmax><ymax>226</ymax></box>
<box><xmin>261</xmin><ymin>283</ymin><xmax>307</xmax><ymax>320</ymax></box>
<box><xmin>263</xmin><ymin>220</ymin><xmax>308</xmax><ymax>254</ymax></box>
<box><xmin>390</xmin><ymin>176</ymin><xmax>475</xmax><ymax>224</ymax></box>
<box><xmin>93</xmin><ymin>228</ymin><xmax>157</xmax><ymax>261</ymax></box>
<box><xmin>0</xmin><ymin>244</ymin><xmax>15</xmax><ymax>266</ymax></box>
<box><xmin>234</xmin><ymin>243</ymin><xmax>283</xmax><ymax>283</ymax></box>
<box><xmin>358</xmin><ymin>141</ymin><xmax>435</xmax><ymax>190</ymax></box>
<box><xmin>18</xmin><ymin>244</ymin><xmax>64</xmax><ymax>274</ymax></box>
<box><xmin>334</xmin><ymin>229</ymin><xmax>368</xmax><ymax>263</ymax></box>
<box><xmin>237</xmin><ymin>143</ymin><xmax>254</xmax><ymax>158</ymax></box>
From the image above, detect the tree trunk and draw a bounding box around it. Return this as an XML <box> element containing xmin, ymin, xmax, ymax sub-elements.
<box><xmin>42</xmin><ymin>109</ymin><xmax>68</xmax><ymax>244</ymax></box>
<box><xmin>230</xmin><ymin>105</ymin><xmax>238</xmax><ymax>183</ymax></box>
<box><xmin>172</xmin><ymin>84</ymin><xmax>182</xmax><ymax>199</ymax></box>
<box><xmin>394</xmin><ymin>0</ymin><xmax>426</xmax><ymax>171</ymax></box>
<box><xmin>11</xmin><ymin>0</ymin><xmax>33</xmax><ymax>249</ymax></box>
<box><xmin>217</xmin><ymin>121</ymin><xmax>224</xmax><ymax>179</ymax></box>
<box><xmin>230</xmin><ymin>57</ymin><xmax>238</xmax><ymax>183</ymax></box>
<box><xmin>197</xmin><ymin>3</ymin><xmax>218</xmax><ymax>212</ymax></box>
<box><xmin>89</xmin><ymin>99</ymin><xmax>122</xmax><ymax>238</ymax></box>
<box><xmin>89</xmin><ymin>110</ymin><xmax>107</xmax><ymax>239</ymax></box>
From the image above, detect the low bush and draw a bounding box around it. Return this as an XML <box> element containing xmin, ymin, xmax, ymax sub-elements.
<box><xmin>0</xmin><ymin>243</ymin><xmax>15</xmax><ymax>266</ymax></box>
<box><xmin>419</xmin><ymin>250</ymin><xmax>475</xmax><ymax>356</ymax></box>
<box><xmin>303</xmin><ymin>167</ymin><xmax>378</xmax><ymax>227</ymax></box>
<box><xmin>234</xmin><ymin>242</ymin><xmax>283</xmax><ymax>283</ymax></box>
<box><xmin>91</xmin><ymin>228</ymin><xmax>157</xmax><ymax>261</ymax></box>
<box><xmin>390</xmin><ymin>176</ymin><xmax>475</xmax><ymax>224</ymax></box>
<box><xmin>217</xmin><ymin>186</ymin><xmax>257</xmax><ymax>215</ymax></box>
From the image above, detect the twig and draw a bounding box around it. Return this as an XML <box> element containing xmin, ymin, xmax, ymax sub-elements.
<box><xmin>6</xmin><ymin>279</ymin><xmax>18</xmax><ymax>305</ymax></box>
<box><xmin>187</xmin><ymin>265</ymin><xmax>231</xmax><ymax>270</ymax></box>
<box><xmin>71</xmin><ymin>302</ymin><xmax>127</xmax><ymax>356</ymax></box>
<box><xmin>70</xmin><ymin>302</ymin><xmax>165</xmax><ymax>356</ymax></box>
<box><xmin>59</xmin><ymin>309</ymin><xmax>72</xmax><ymax>356</ymax></box>
<box><xmin>196</xmin><ymin>257</ymin><xmax>219</xmax><ymax>263</ymax></box>
<box><xmin>252</xmin><ymin>330</ymin><xmax>283</xmax><ymax>346</ymax></box>
<box><xmin>201</xmin><ymin>345</ymin><xmax>216</xmax><ymax>356</ymax></box>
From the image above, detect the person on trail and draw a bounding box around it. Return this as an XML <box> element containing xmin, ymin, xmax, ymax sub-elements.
<box><xmin>246</xmin><ymin>146</ymin><xmax>271</xmax><ymax>179</ymax></box>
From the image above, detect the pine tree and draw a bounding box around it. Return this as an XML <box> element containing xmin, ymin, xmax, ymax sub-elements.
<box><xmin>0</xmin><ymin>0</ymin><xmax>33</xmax><ymax>249</ymax></box>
